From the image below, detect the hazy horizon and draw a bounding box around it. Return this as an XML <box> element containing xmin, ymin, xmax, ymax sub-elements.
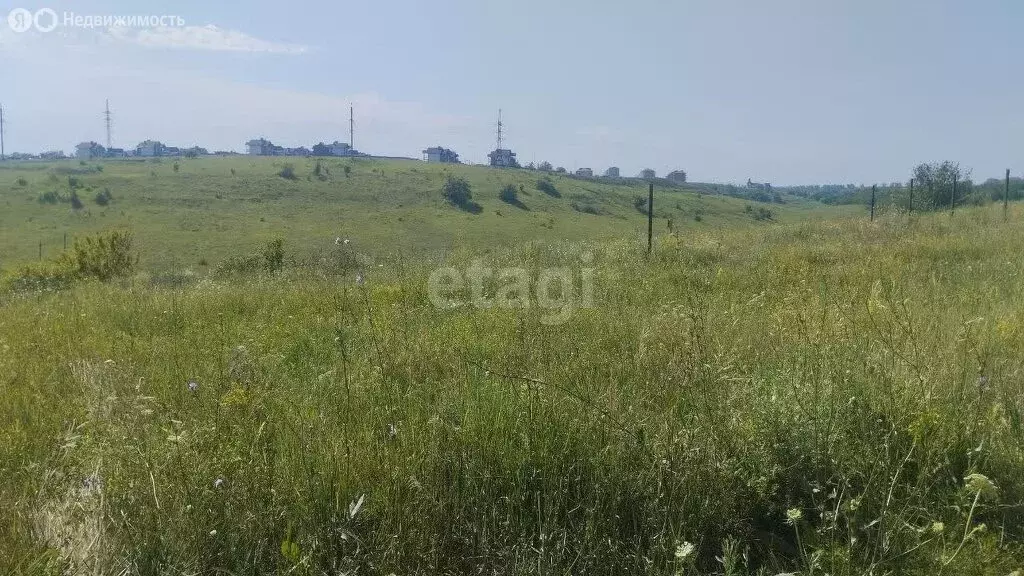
<box><xmin>1</xmin><ymin>0</ymin><xmax>1020</xmax><ymax>186</ymax></box>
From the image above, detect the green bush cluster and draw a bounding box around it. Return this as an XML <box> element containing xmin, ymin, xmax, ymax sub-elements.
<box><xmin>214</xmin><ymin>238</ymin><xmax>287</xmax><ymax>276</ymax></box>
<box><xmin>3</xmin><ymin>230</ymin><xmax>135</xmax><ymax>291</ymax></box>
<box><xmin>95</xmin><ymin>188</ymin><xmax>114</xmax><ymax>206</ymax></box>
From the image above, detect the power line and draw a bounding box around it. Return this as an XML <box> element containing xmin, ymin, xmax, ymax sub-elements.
<box><xmin>104</xmin><ymin>99</ymin><xmax>112</xmax><ymax>149</ymax></box>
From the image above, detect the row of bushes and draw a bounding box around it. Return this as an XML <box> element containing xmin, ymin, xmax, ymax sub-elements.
<box><xmin>38</xmin><ymin>188</ymin><xmax>114</xmax><ymax>208</ymax></box>
<box><xmin>443</xmin><ymin>176</ymin><xmax>567</xmax><ymax>213</ymax></box>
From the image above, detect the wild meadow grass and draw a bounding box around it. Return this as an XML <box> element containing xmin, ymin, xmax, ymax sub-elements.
<box><xmin>2</xmin><ymin>206</ymin><xmax>1024</xmax><ymax>574</ymax></box>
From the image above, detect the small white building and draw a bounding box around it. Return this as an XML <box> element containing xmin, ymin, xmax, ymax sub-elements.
<box><xmin>667</xmin><ymin>170</ymin><xmax>687</xmax><ymax>184</ymax></box>
<box><xmin>604</xmin><ymin>167</ymin><xmax>620</xmax><ymax>178</ymax></box>
<box><xmin>330</xmin><ymin>141</ymin><xmax>353</xmax><ymax>156</ymax></box>
<box><xmin>488</xmin><ymin>148</ymin><xmax>518</xmax><ymax>168</ymax></box>
<box><xmin>246</xmin><ymin>138</ymin><xmax>275</xmax><ymax>156</ymax></box>
<box><xmin>135</xmin><ymin>140</ymin><xmax>167</xmax><ymax>157</ymax></box>
<box><xmin>423</xmin><ymin>146</ymin><xmax>459</xmax><ymax>163</ymax></box>
<box><xmin>575</xmin><ymin>168</ymin><xmax>593</xmax><ymax>178</ymax></box>
<box><xmin>75</xmin><ymin>141</ymin><xmax>105</xmax><ymax>159</ymax></box>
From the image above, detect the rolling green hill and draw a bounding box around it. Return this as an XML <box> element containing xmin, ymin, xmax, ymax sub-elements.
<box><xmin>0</xmin><ymin>157</ymin><xmax>848</xmax><ymax>271</ymax></box>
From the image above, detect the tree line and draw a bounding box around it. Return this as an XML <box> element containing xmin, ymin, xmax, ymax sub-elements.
<box><xmin>776</xmin><ymin>162</ymin><xmax>1023</xmax><ymax>210</ymax></box>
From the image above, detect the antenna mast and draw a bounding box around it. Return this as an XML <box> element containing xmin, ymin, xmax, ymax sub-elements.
<box><xmin>104</xmin><ymin>99</ymin><xmax>112</xmax><ymax>149</ymax></box>
<box><xmin>0</xmin><ymin>104</ymin><xmax>5</xmax><ymax>161</ymax></box>
<box><xmin>496</xmin><ymin>108</ymin><xmax>503</xmax><ymax>150</ymax></box>
<box><xmin>349</xmin><ymin>104</ymin><xmax>354</xmax><ymax>151</ymax></box>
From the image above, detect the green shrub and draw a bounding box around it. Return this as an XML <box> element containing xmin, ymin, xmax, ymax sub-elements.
<box><xmin>69</xmin><ymin>230</ymin><xmax>135</xmax><ymax>280</ymax></box>
<box><xmin>443</xmin><ymin>176</ymin><xmax>472</xmax><ymax>206</ymax></box>
<box><xmin>633</xmin><ymin>195</ymin><xmax>648</xmax><ymax>215</ymax></box>
<box><xmin>278</xmin><ymin>164</ymin><xmax>297</xmax><ymax>180</ymax></box>
<box><xmin>536</xmin><ymin>179</ymin><xmax>560</xmax><ymax>197</ymax></box>
<box><xmin>4</xmin><ymin>230</ymin><xmax>136</xmax><ymax>291</ymax></box>
<box><xmin>313</xmin><ymin>160</ymin><xmax>329</xmax><ymax>181</ymax></box>
<box><xmin>570</xmin><ymin>200</ymin><xmax>602</xmax><ymax>215</ymax></box>
<box><xmin>69</xmin><ymin>191</ymin><xmax>84</xmax><ymax>210</ymax></box>
<box><xmin>262</xmin><ymin>238</ymin><xmax>285</xmax><ymax>273</ymax></box>
<box><xmin>95</xmin><ymin>188</ymin><xmax>113</xmax><ymax>206</ymax></box>
<box><xmin>38</xmin><ymin>190</ymin><xmax>62</xmax><ymax>204</ymax></box>
<box><xmin>15</xmin><ymin>177</ymin><xmax>28</xmax><ymax>186</ymax></box>
<box><xmin>214</xmin><ymin>239</ymin><xmax>287</xmax><ymax>276</ymax></box>
<box><xmin>2</xmin><ymin>259</ymin><xmax>77</xmax><ymax>292</ymax></box>
<box><xmin>499</xmin><ymin>184</ymin><xmax>518</xmax><ymax>204</ymax></box>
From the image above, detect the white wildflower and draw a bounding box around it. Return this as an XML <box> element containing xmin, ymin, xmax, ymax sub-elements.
<box><xmin>964</xmin><ymin>473</ymin><xmax>998</xmax><ymax>500</ymax></box>
<box><xmin>785</xmin><ymin>507</ymin><xmax>803</xmax><ymax>525</ymax></box>
<box><xmin>675</xmin><ymin>541</ymin><xmax>695</xmax><ymax>560</ymax></box>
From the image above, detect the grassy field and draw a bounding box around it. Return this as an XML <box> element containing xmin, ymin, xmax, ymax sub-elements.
<box><xmin>0</xmin><ymin>157</ymin><xmax>847</xmax><ymax>272</ymax></box>
<box><xmin>2</xmin><ymin>191</ymin><xmax>1024</xmax><ymax>574</ymax></box>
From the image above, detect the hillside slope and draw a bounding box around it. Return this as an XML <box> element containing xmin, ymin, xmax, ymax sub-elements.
<box><xmin>0</xmin><ymin>157</ymin><xmax>844</xmax><ymax>270</ymax></box>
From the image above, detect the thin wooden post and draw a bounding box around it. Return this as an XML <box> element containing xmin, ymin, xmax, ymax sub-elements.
<box><xmin>909</xmin><ymin>178</ymin><xmax>914</xmax><ymax>213</ymax></box>
<box><xmin>63</xmin><ymin>232</ymin><xmax>67</xmax><ymax>251</ymax></box>
<box><xmin>38</xmin><ymin>241</ymin><xmax>42</xmax><ymax>261</ymax></box>
<box><xmin>646</xmin><ymin>181</ymin><xmax>654</xmax><ymax>254</ymax></box>
<box><xmin>870</xmin><ymin>185</ymin><xmax>876</xmax><ymax>221</ymax></box>
<box><xmin>951</xmin><ymin>174</ymin><xmax>957</xmax><ymax>216</ymax></box>
<box><xmin>1005</xmin><ymin>169</ymin><xmax>1010</xmax><ymax>221</ymax></box>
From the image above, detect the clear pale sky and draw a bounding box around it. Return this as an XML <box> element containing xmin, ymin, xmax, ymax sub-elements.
<box><xmin>0</xmin><ymin>0</ymin><xmax>1019</xmax><ymax>184</ymax></box>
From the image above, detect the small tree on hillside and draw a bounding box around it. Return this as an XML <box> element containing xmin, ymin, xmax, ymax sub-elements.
<box><xmin>912</xmin><ymin>161</ymin><xmax>973</xmax><ymax>208</ymax></box>
<box><xmin>278</xmin><ymin>164</ymin><xmax>297</xmax><ymax>180</ymax></box>
<box><xmin>443</xmin><ymin>176</ymin><xmax>473</xmax><ymax>207</ymax></box>
<box><xmin>499</xmin><ymin>184</ymin><xmax>518</xmax><ymax>204</ymax></box>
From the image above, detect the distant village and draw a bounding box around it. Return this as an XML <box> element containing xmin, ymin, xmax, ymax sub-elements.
<box><xmin>2</xmin><ymin>137</ymin><xmax>696</xmax><ymax>183</ymax></box>
<box><xmin>0</xmin><ymin>106</ymin><xmax>719</xmax><ymax>186</ymax></box>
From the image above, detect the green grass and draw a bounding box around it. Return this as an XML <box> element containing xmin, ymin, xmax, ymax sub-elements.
<box><xmin>0</xmin><ymin>157</ymin><xmax>846</xmax><ymax>272</ymax></box>
<box><xmin>2</xmin><ymin>199</ymin><xmax>1024</xmax><ymax>574</ymax></box>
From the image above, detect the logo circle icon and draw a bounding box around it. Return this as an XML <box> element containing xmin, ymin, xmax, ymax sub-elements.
<box><xmin>33</xmin><ymin>8</ymin><xmax>58</xmax><ymax>33</ymax></box>
<box><xmin>6</xmin><ymin>7</ymin><xmax>33</xmax><ymax>33</ymax></box>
